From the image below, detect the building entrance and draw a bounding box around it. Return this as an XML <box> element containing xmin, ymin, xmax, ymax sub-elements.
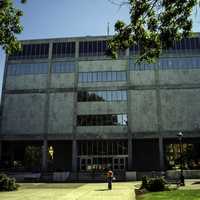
<box><xmin>78</xmin><ymin>140</ymin><xmax>128</xmax><ymax>172</ymax></box>
<box><xmin>79</xmin><ymin>156</ymin><xmax>127</xmax><ymax>171</ymax></box>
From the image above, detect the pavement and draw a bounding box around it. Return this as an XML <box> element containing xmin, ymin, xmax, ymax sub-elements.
<box><xmin>64</xmin><ymin>182</ymin><xmax>136</xmax><ymax>200</ymax></box>
<box><xmin>0</xmin><ymin>182</ymin><xmax>136</xmax><ymax>200</ymax></box>
<box><xmin>2</xmin><ymin>180</ymin><xmax>200</xmax><ymax>200</ymax></box>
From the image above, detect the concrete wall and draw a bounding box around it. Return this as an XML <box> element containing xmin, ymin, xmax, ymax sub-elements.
<box><xmin>2</xmin><ymin>94</ymin><xmax>46</xmax><ymax>134</ymax></box>
<box><xmin>130</xmin><ymin>70</ymin><xmax>155</xmax><ymax>86</ymax></box>
<box><xmin>48</xmin><ymin>92</ymin><xmax>74</xmax><ymax>134</ymax></box>
<box><xmin>130</xmin><ymin>90</ymin><xmax>158</xmax><ymax>132</ymax></box>
<box><xmin>160</xmin><ymin>89</ymin><xmax>200</xmax><ymax>131</ymax></box>
<box><xmin>159</xmin><ymin>69</ymin><xmax>200</xmax><ymax>85</ymax></box>
<box><xmin>77</xmin><ymin>126</ymin><xmax>127</xmax><ymax>137</ymax></box>
<box><xmin>5</xmin><ymin>75</ymin><xmax>47</xmax><ymax>90</ymax></box>
<box><xmin>50</xmin><ymin>74</ymin><xmax>75</xmax><ymax>88</ymax></box>
<box><xmin>78</xmin><ymin>59</ymin><xmax>127</xmax><ymax>72</ymax></box>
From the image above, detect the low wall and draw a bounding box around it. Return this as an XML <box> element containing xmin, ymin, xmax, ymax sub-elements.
<box><xmin>166</xmin><ymin>170</ymin><xmax>200</xmax><ymax>180</ymax></box>
<box><xmin>7</xmin><ymin>172</ymin><xmax>41</xmax><ymax>182</ymax></box>
<box><xmin>53</xmin><ymin>172</ymin><xmax>70</xmax><ymax>182</ymax></box>
<box><xmin>126</xmin><ymin>171</ymin><xmax>137</xmax><ymax>181</ymax></box>
<box><xmin>5</xmin><ymin>172</ymin><xmax>70</xmax><ymax>182</ymax></box>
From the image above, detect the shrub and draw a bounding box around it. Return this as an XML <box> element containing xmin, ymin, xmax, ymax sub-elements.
<box><xmin>140</xmin><ymin>176</ymin><xmax>167</xmax><ymax>192</ymax></box>
<box><xmin>140</xmin><ymin>176</ymin><xmax>149</xmax><ymax>189</ymax></box>
<box><xmin>0</xmin><ymin>173</ymin><xmax>18</xmax><ymax>191</ymax></box>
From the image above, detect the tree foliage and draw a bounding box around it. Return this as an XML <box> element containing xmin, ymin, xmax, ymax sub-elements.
<box><xmin>0</xmin><ymin>0</ymin><xmax>26</xmax><ymax>54</ymax></box>
<box><xmin>108</xmin><ymin>0</ymin><xmax>200</xmax><ymax>62</ymax></box>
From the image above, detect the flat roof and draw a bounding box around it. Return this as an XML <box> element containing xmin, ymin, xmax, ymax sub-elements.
<box><xmin>19</xmin><ymin>32</ymin><xmax>200</xmax><ymax>43</ymax></box>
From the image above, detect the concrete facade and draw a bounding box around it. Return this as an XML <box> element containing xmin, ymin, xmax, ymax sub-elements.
<box><xmin>1</xmin><ymin>35</ymin><xmax>200</xmax><ymax>176</ymax></box>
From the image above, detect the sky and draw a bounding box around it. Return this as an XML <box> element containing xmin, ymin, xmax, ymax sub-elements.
<box><xmin>0</xmin><ymin>0</ymin><xmax>200</xmax><ymax>95</ymax></box>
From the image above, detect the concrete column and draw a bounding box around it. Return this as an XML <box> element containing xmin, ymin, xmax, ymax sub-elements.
<box><xmin>159</xmin><ymin>137</ymin><xmax>165</xmax><ymax>171</ymax></box>
<box><xmin>72</xmin><ymin>140</ymin><xmax>77</xmax><ymax>172</ymax></box>
<box><xmin>128</xmin><ymin>138</ymin><xmax>133</xmax><ymax>171</ymax></box>
<box><xmin>0</xmin><ymin>141</ymin><xmax>2</xmax><ymax>161</ymax></box>
<box><xmin>42</xmin><ymin>139</ymin><xmax>48</xmax><ymax>171</ymax></box>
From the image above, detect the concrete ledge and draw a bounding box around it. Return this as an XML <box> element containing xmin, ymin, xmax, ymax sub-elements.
<box><xmin>126</xmin><ymin>171</ymin><xmax>137</xmax><ymax>181</ymax></box>
<box><xmin>166</xmin><ymin>170</ymin><xmax>200</xmax><ymax>179</ymax></box>
<box><xmin>7</xmin><ymin>172</ymin><xmax>41</xmax><ymax>181</ymax></box>
<box><xmin>53</xmin><ymin>172</ymin><xmax>70</xmax><ymax>182</ymax></box>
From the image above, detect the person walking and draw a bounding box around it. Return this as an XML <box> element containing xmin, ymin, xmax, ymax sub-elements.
<box><xmin>107</xmin><ymin>169</ymin><xmax>113</xmax><ymax>190</ymax></box>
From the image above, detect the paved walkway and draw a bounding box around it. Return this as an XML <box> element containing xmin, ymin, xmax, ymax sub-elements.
<box><xmin>67</xmin><ymin>182</ymin><xmax>135</xmax><ymax>200</ymax></box>
<box><xmin>0</xmin><ymin>182</ymin><xmax>136</xmax><ymax>200</ymax></box>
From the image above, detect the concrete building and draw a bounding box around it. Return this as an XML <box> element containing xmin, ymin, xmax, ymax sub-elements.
<box><xmin>0</xmin><ymin>34</ymin><xmax>200</xmax><ymax>180</ymax></box>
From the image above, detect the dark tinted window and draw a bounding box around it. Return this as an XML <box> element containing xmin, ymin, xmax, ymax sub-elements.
<box><xmin>8</xmin><ymin>43</ymin><xmax>49</xmax><ymax>60</ymax></box>
<box><xmin>79</xmin><ymin>40</ymin><xmax>107</xmax><ymax>57</ymax></box>
<box><xmin>78</xmin><ymin>71</ymin><xmax>127</xmax><ymax>82</ymax></box>
<box><xmin>52</xmin><ymin>42</ymin><xmax>75</xmax><ymax>58</ymax></box>
<box><xmin>52</xmin><ymin>62</ymin><xmax>75</xmax><ymax>73</ymax></box>
<box><xmin>77</xmin><ymin>114</ymin><xmax>128</xmax><ymax>126</ymax></box>
<box><xmin>7</xmin><ymin>63</ymin><xmax>48</xmax><ymax>76</ymax></box>
<box><xmin>78</xmin><ymin>90</ymin><xmax>127</xmax><ymax>102</ymax></box>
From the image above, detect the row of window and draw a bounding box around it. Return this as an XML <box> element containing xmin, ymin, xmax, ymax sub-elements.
<box><xmin>52</xmin><ymin>42</ymin><xmax>75</xmax><ymax>58</ymax></box>
<box><xmin>78</xmin><ymin>90</ymin><xmax>127</xmax><ymax>102</ymax></box>
<box><xmin>52</xmin><ymin>62</ymin><xmax>75</xmax><ymax>73</ymax></box>
<box><xmin>78</xmin><ymin>140</ymin><xmax>128</xmax><ymax>155</ymax></box>
<box><xmin>159</xmin><ymin>57</ymin><xmax>200</xmax><ymax>70</ymax></box>
<box><xmin>79</xmin><ymin>40</ymin><xmax>107</xmax><ymax>57</ymax></box>
<box><xmin>8</xmin><ymin>38</ymin><xmax>200</xmax><ymax>60</ymax></box>
<box><xmin>7</xmin><ymin>63</ymin><xmax>48</xmax><ymax>76</ymax></box>
<box><xmin>78</xmin><ymin>71</ymin><xmax>127</xmax><ymax>82</ymax></box>
<box><xmin>130</xmin><ymin>38</ymin><xmax>200</xmax><ymax>53</ymax></box>
<box><xmin>130</xmin><ymin>57</ymin><xmax>200</xmax><ymax>71</ymax></box>
<box><xmin>7</xmin><ymin>62</ymin><xmax>77</xmax><ymax>76</ymax></box>
<box><xmin>8</xmin><ymin>44</ymin><xmax>49</xmax><ymax>60</ymax></box>
<box><xmin>7</xmin><ymin>57</ymin><xmax>200</xmax><ymax>76</ymax></box>
<box><xmin>77</xmin><ymin>114</ymin><xmax>128</xmax><ymax>126</ymax></box>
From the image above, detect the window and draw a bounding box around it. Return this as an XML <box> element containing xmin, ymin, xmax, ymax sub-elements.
<box><xmin>78</xmin><ymin>140</ymin><xmax>127</xmax><ymax>156</ymax></box>
<box><xmin>83</xmin><ymin>73</ymin><xmax>87</xmax><ymax>82</ymax></box>
<box><xmin>78</xmin><ymin>90</ymin><xmax>127</xmax><ymax>102</ymax></box>
<box><xmin>52</xmin><ymin>62</ymin><xmax>75</xmax><ymax>73</ymax></box>
<box><xmin>52</xmin><ymin>42</ymin><xmax>75</xmax><ymax>58</ymax></box>
<box><xmin>79</xmin><ymin>40</ymin><xmax>107</xmax><ymax>57</ymax></box>
<box><xmin>8</xmin><ymin>43</ymin><xmax>49</xmax><ymax>60</ymax></box>
<box><xmin>78</xmin><ymin>71</ymin><xmax>127</xmax><ymax>82</ymax></box>
<box><xmin>129</xmin><ymin>60</ymin><xmax>156</xmax><ymax>71</ymax></box>
<box><xmin>102</xmin><ymin>72</ymin><xmax>107</xmax><ymax>81</ymax></box>
<box><xmin>158</xmin><ymin>57</ymin><xmax>200</xmax><ymax>70</ymax></box>
<box><xmin>87</xmin><ymin>72</ymin><xmax>92</xmax><ymax>82</ymax></box>
<box><xmin>129</xmin><ymin>37</ymin><xmax>200</xmax><ymax>55</ymax></box>
<box><xmin>7</xmin><ymin>63</ymin><xmax>48</xmax><ymax>76</ymax></box>
<box><xmin>77</xmin><ymin>114</ymin><xmax>128</xmax><ymax>126</ymax></box>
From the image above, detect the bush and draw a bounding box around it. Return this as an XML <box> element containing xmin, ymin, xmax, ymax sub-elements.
<box><xmin>140</xmin><ymin>176</ymin><xmax>167</xmax><ymax>192</ymax></box>
<box><xmin>140</xmin><ymin>176</ymin><xmax>149</xmax><ymax>189</ymax></box>
<box><xmin>0</xmin><ymin>173</ymin><xmax>18</xmax><ymax>191</ymax></box>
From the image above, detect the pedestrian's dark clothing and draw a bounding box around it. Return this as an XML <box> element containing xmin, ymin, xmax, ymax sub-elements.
<box><xmin>107</xmin><ymin>170</ymin><xmax>113</xmax><ymax>190</ymax></box>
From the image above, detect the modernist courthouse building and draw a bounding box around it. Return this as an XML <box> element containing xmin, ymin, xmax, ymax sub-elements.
<box><xmin>0</xmin><ymin>34</ymin><xmax>200</xmax><ymax>178</ymax></box>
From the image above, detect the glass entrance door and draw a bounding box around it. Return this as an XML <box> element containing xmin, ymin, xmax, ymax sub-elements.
<box><xmin>79</xmin><ymin>156</ymin><xmax>126</xmax><ymax>171</ymax></box>
<box><xmin>113</xmin><ymin>157</ymin><xmax>126</xmax><ymax>171</ymax></box>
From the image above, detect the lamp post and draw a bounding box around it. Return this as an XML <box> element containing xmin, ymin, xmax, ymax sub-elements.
<box><xmin>177</xmin><ymin>132</ymin><xmax>185</xmax><ymax>186</ymax></box>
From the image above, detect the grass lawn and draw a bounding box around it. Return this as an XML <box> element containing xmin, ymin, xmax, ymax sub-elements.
<box><xmin>137</xmin><ymin>189</ymin><xmax>200</xmax><ymax>200</ymax></box>
<box><xmin>0</xmin><ymin>182</ymin><xmax>135</xmax><ymax>200</ymax></box>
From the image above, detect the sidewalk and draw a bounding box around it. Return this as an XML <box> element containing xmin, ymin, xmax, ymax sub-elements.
<box><xmin>179</xmin><ymin>179</ymin><xmax>200</xmax><ymax>190</ymax></box>
<box><xmin>0</xmin><ymin>182</ymin><xmax>136</xmax><ymax>200</ymax></box>
<box><xmin>66</xmin><ymin>182</ymin><xmax>136</xmax><ymax>200</ymax></box>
